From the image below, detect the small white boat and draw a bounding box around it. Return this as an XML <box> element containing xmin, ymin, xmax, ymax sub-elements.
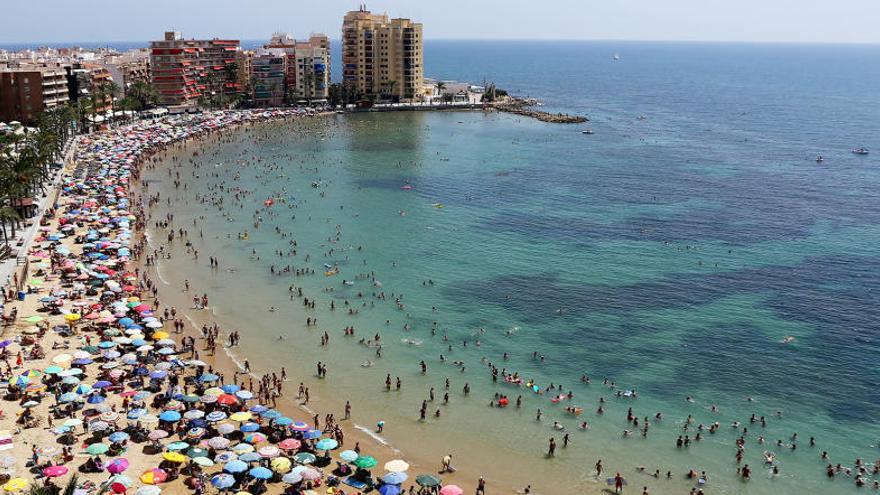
<box><xmin>581</xmin><ymin>129</ymin><xmax>594</xmax><ymax>135</ymax></box>
<box><xmin>816</xmin><ymin>155</ymin><xmax>824</xmax><ymax>163</ymax></box>
<box><xmin>852</xmin><ymin>148</ymin><xmax>869</xmax><ymax>155</ymax></box>
<box><xmin>613</xmin><ymin>53</ymin><xmax>620</xmax><ymax>61</ymax></box>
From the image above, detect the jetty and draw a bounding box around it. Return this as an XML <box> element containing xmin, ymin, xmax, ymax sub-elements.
<box><xmin>494</xmin><ymin>97</ymin><xmax>588</xmax><ymax>123</ymax></box>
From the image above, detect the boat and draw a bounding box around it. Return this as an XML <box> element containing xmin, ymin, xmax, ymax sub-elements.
<box><xmin>613</xmin><ymin>53</ymin><xmax>620</xmax><ymax>61</ymax></box>
<box><xmin>581</xmin><ymin>129</ymin><xmax>594</xmax><ymax>135</ymax></box>
<box><xmin>852</xmin><ymin>148</ymin><xmax>870</xmax><ymax>155</ymax></box>
<box><xmin>815</xmin><ymin>155</ymin><xmax>824</xmax><ymax>163</ymax></box>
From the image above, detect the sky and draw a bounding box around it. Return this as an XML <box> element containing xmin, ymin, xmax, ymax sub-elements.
<box><xmin>4</xmin><ymin>0</ymin><xmax>880</xmax><ymax>44</ymax></box>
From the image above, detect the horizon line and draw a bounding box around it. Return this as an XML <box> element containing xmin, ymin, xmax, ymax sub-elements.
<box><xmin>2</xmin><ymin>37</ymin><xmax>879</xmax><ymax>47</ymax></box>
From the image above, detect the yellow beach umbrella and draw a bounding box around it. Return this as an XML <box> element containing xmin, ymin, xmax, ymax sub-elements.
<box><xmin>162</xmin><ymin>452</ymin><xmax>186</xmax><ymax>463</ymax></box>
<box><xmin>203</xmin><ymin>387</ymin><xmax>223</xmax><ymax>396</ymax></box>
<box><xmin>270</xmin><ymin>457</ymin><xmax>291</xmax><ymax>473</ymax></box>
<box><xmin>151</xmin><ymin>331</ymin><xmax>170</xmax><ymax>340</ymax></box>
<box><xmin>229</xmin><ymin>412</ymin><xmax>252</xmax><ymax>422</ymax></box>
<box><xmin>384</xmin><ymin>459</ymin><xmax>410</xmax><ymax>472</ymax></box>
<box><xmin>64</xmin><ymin>313</ymin><xmax>81</xmax><ymax>322</ymax></box>
<box><xmin>2</xmin><ymin>479</ymin><xmax>28</xmax><ymax>492</ymax></box>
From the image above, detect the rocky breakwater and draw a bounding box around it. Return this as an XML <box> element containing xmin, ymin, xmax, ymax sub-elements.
<box><xmin>494</xmin><ymin>97</ymin><xmax>588</xmax><ymax>124</ymax></box>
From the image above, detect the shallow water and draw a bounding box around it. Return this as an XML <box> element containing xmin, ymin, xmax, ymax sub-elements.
<box><xmin>146</xmin><ymin>42</ymin><xmax>880</xmax><ymax>494</ymax></box>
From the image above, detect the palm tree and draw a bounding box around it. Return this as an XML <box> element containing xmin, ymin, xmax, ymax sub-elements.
<box><xmin>435</xmin><ymin>81</ymin><xmax>446</xmax><ymax>104</ymax></box>
<box><xmin>128</xmin><ymin>81</ymin><xmax>158</xmax><ymax>110</ymax></box>
<box><xmin>384</xmin><ymin>80</ymin><xmax>398</xmax><ymax>102</ymax></box>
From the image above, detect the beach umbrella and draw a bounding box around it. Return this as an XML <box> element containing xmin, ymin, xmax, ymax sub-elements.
<box><xmin>214</xmin><ymin>453</ymin><xmax>238</xmax><ymax>464</ymax></box>
<box><xmin>259</xmin><ymin>410</ymin><xmax>281</xmax><ymax>420</ymax></box>
<box><xmin>339</xmin><ymin>450</ymin><xmax>359</xmax><ymax>463</ymax></box>
<box><xmin>296</xmin><ymin>467</ymin><xmax>321</xmax><ymax>481</ymax></box>
<box><xmin>382</xmin><ymin>472</ymin><xmax>408</xmax><ymax>485</ymax></box>
<box><xmin>89</xmin><ymin>421</ymin><xmax>110</xmax><ymax>432</ymax></box>
<box><xmin>292</xmin><ymin>452</ymin><xmax>316</xmax><ymax>465</ymax></box>
<box><xmin>199</xmin><ymin>373</ymin><xmax>219</xmax><ymax>382</ymax></box>
<box><xmin>248</xmin><ymin>467</ymin><xmax>272</xmax><ymax>480</ymax></box>
<box><xmin>384</xmin><ymin>460</ymin><xmax>409</xmax><ymax>472</ymax></box>
<box><xmin>249</xmin><ymin>405</ymin><xmax>268</xmax><ymax>414</ymax></box>
<box><xmin>108</xmin><ymin>432</ymin><xmax>130</xmax><ymax>443</ymax></box>
<box><xmin>221</xmin><ymin>384</ymin><xmax>241</xmax><ymax>394</ymax></box>
<box><xmin>439</xmin><ymin>486</ymin><xmax>463</xmax><ymax>495</ymax></box>
<box><xmin>378</xmin><ymin>485</ymin><xmax>401</xmax><ymax>495</ymax></box>
<box><xmin>162</xmin><ymin>452</ymin><xmax>186</xmax><ymax>464</ymax></box>
<box><xmin>315</xmin><ymin>438</ymin><xmax>338</xmax><ymax>451</ymax></box>
<box><xmin>87</xmin><ymin>394</ymin><xmax>106</xmax><ymax>404</ymax></box>
<box><xmin>238</xmin><ymin>453</ymin><xmax>261</xmax><ymax>463</ymax></box>
<box><xmin>62</xmin><ymin>418</ymin><xmax>83</xmax><ymax>428</ymax></box>
<box><xmin>158</xmin><ymin>411</ymin><xmax>180</xmax><ymax>422</ymax></box>
<box><xmin>2</xmin><ymin>478</ymin><xmax>28</xmax><ymax>492</ymax></box>
<box><xmin>258</xmin><ymin>446</ymin><xmax>280</xmax><ymax>458</ymax></box>
<box><xmin>44</xmin><ymin>365</ymin><xmax>63</xmax><ymax>375</ymax></box>
<box><xmin>272</xmin><ymin>417</ymin><xmax>293</xmax><ymax>427</ymax></box>
<box><xmin>354</xmin><ymin>456</ymin><xmax>378</xmax><ymax>469</ymax></box>
<box><xmin>224</xmin><ymin>460</ymin><xmax>248</xmax><ymax>474</ymax></box>
<box><xmin>106</xmin><ymin>458</ymin><xmax>130</xmax><ymax>474</ymax></box>
<box><xmin>147</xmin><ymin>430</ymin><xmax>168</xmax><ymax>441</ymax></box>
<box><xmin>134</xmin><ymin>486</ymin><xmax>161</xmax><ymax>495</ymax></box>
<box><xmin>289</xmin><ymin>421</ymin><xmax>309</xmax><ymax>432</ymax></box>
<box><xmin>86</xmin><ymin>443</ymin><xmax>110</xmax><ymax>455</ymax></box>
<box><xmin>127</xmin><ymin>409</ymin><xmax>147</xmax><ymax>420</ymax></box>
<box><xmin>93</xmin><ymin>380</ymin><xmax>112</xmax><ymax>389</ymax></box>
<box><xmin>139</xmin><ymin>468</ymin><xmax>167</xmax><ymax>485</ymax></box>
<box><xmin>234</xmin><ymin>390</ymin><xmax>253</xmax><ymax>400</ymax></box>
<box><xmin>58</xmin><ymin>392</ymin><xmax>80</xmax><ymax>403</ymax></box>
<box><xmin>206</xmin><ymin>411</ymin><xmax>227</xmax><ymax>422</ymax></box>
<box><xmin>233</xmin><ymin>443</ymin><xmax>255</xmax><ymax>455</ymax></box>
<box><xmin>107</xmin><ymin>475</ymin><xmax>133</xmax><ymax>488</ymax></box>
<box><xmin>186</xmin><ymin>447</ymin><xmax>209</xmax><ymax>458</ymax></box>
<box><xmin>166</xmin><ymin>441</ymin><xmax>189</xmax><ymax>451</ymax></box>
<box><xmin>208</xmin><ymin>437</ymin><xmax>231</xmax><ymax>449</ymax></box>
<box><xmin>278</xmin><ymin>439</ymin><xmax>301</xmax><ymax>451</ymax></box>
<box><xmin>281</xmin><ymin>473</ymin><xmax>302</xmax><ymax>484</ymax></box>
<box><xmin>192</xmin><ymin>457</ymin><xmax>214</xmax><ymax>468</ymax></box>
<box><xmin>229</xmin><ymin>411</ymin><xmax>253</xmax><ymax>422</ymax></box>
<box><xmin>186</xmin><ymin>427</ymin><xmax>206</xmax><ymax>440</ymax></box>
<box><xmin>270</xmin><ymin>457</ymin><xmax>291</xmax><ymax>474</ymax></box>
<box><xmin>243</xmin><ymin>433</ymin><xmax>266</xmax><ymax>444</ymax></box>
<box><xmin>216</xmin><ymin>423</ymin><xmax>236</xmax><ymax>435</ymax></box>
<box><xmin>42</xmin><ymin>466</ymin><xmax>69</xmax><ymax>478</ymax></box>
<box><xmin>210</xmin><ymin>474</ymin><xmax>235</xmax><ymax>490</ymax></box>
<box><xmin>239</xmin><ymin>422</ymin><xmax>260</xmax><ymax>433</ymax></box>
<box><xmin>216</xmin><ymin>394</ymin><xmax>238</xmax><ymax>406</ymax></box>
<box><xmin>301</xmin><ymin>429</ymin><xmax>322</xmax><ymax>440</ymax></box>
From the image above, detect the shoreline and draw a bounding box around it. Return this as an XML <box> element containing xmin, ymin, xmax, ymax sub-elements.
<box><xmin>133</xmin><ymin>116</ymin><xmax>517</xmax><ymax>494</ymax></box>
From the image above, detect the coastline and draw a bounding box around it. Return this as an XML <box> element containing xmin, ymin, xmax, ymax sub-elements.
<box><xmin>132</xmin><ymin>116</ymin><xmax>534</xmax><ymax>494</ymax></box>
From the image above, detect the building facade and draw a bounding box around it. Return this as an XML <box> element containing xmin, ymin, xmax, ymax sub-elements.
<box><xmin>342</xmin><ymin>6</ymin><xmax>423</xmax><ymax>101</ymax></box>
<box><xmin>251</xmin><ymin>49</ymin><xmax>286</xmax><ymax>107</ymax></box>
<box><xmin>264</xmin><ymin>33</ymin><xmax>330</xmax><ymax>102</ymax></box>
<box><xmin>149</xmin><ymin>32</ymin><xmax>242</xmax><ymax>107</ymax></box>
<box><xmin>0</xmin><ymin>67</ymin><xmax>69</xmax><ymax>124</ymax></box>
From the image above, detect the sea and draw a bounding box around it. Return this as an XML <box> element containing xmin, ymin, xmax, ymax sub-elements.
<box><xmin>134</xmin><ymin>41</ymin><xmax>880</xmax><ymax>494</ymax></box>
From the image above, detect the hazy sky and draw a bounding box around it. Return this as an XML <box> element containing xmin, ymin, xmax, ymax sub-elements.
<box><xmin>4</xmin><ymin>0</ymin><xmax>880</xmax><ymax>44</ymax></box>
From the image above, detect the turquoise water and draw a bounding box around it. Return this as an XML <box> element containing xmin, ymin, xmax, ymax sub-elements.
<box><xmin>145</xmin><ymin>43</ymin><xmax>880</xmax><ymax>494</ymax></box>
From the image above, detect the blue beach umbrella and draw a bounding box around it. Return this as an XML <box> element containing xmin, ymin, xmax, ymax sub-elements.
<box><xmin>249</xmin><ymin>467</ymin><xmax>272</xmax><ymax>480</ymax></box>
<box><xmin>159</xmin><ymin>411</ymin><xmax>181</xmax><ymax>422</ymax></box>
<box><xmin>211</xmin><ymin>474</ymin><xmax>235</xmax><ymax>489</ymax></box>
<box><xmin>381</xmin><ymin>472</ymin><xmax>408</xmax><ymax>485</ymax></box>
<box><xmin>199</xmin><ymin>373</ymin><xmax>219</xmax><ymax>382</ymax></box>
<box><xmin>223</xmin><ymin>460</ymin><xmax>248</xmax><ymax>473</ymax></box>
<box><xmin>235</xmin><ymin>390</ymin><xmax>253</xmax><ymax>400</ymax></box>
<box><xmin>87</xmin><ymin>394</ymin><xmax>106</xmax><ymax>404</ymax></box>
<box><xmin>260</xmin><ymin>410</ymin><xmax>281</xmax><ymax>419</ymax></box>
<box><xmin>273</xmin><ymin>417</ymin><xmax>293</xmax><ymax>427</ymax></box>
<box><xmin>339</xmin><ymin>450</ymin><xmax>359</xmax><ymax>463</ymax></box>
<box><xmin>221</xmin><ymin>384</ymin><xmax>241</xmax><ymax>394</ymax></box>
<box><xmin>127</xmin><ymin>408</ymin><xmax>146</xmax><ymax>420</ymax></box>
<box><xmin>58</xmin><ymin>392</ymin><xmax>80</xmax><ymax>403</ymax></box>
<box><xmin>240</xmin><ymin>422</ymin><xmax>260</xmax><ymax>433</ymax></box>
<box><xmin>301</xmin><ymin>430</ymin><xmax>322</xmax><ymax>440</ymax></box>
<box><xmin>108</xmin><ymin>431</ymin><xmax>130</xmax><ymax>443</ymax></box>
<box><xmin>249</xmin><ymin>405</ymin><xmax>268</xmax><ymax>414</ymax></box>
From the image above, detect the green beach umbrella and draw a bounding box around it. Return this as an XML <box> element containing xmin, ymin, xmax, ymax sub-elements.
<box><xmin>44</xmin><ymin>366</ymin><xmax>64</xmax><ymax>374</ymax></box>
<box><xmin>416</xmin><ymin>475</ymin><xmax>441</xmax><ymax>487</ymax></box>
<box><xmin>86</xmin><ymin>443</ymin><xmax>110</xmax><ymax>455</ymax></box>
<box><xmin>354</xmin><ymin>455</ymin><xmax>377</xmax><ymax>469</ymax></box>
<box><xmin>24</xmin><ymin>316</ymin><xmax>44</xmax><ymax>324</ymax></box>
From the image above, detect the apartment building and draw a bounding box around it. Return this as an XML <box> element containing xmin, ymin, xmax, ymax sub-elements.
<box><xmin>251</xmin><ymin>49</ymin><xmax>286</xmax><ymax>107</ymax></box>
<box><xmin>149</xmin><ymin>32</ymin><xmax>242</xmax><ymax>107</ymax></box>
<box><xmin>342</xmin><ymin>6</ymin><xmax>424</xmax><ymax>101</ymax></box>
<box><xmin>0</xmin><ymin>67</ymin><xmax>69</xmax><ymax>124</ymax></box>
<box><xmin>264</xmin><ymin>33</ymin><xmax>330</xmax><ymax>102</ymax></box>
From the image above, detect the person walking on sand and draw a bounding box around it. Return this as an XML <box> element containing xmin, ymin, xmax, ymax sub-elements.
<box><xmin>476</xmin><ymin>476</ymin><xmax>486</xmax><ymax>495</ymax></box>
<box><xmin>441</xmin><ymin>454</ymin><xmax>453</xmax><ymax>473</ymax></box>
<box><xmin>614</xmin><ymin>472</ymin><xmax>624</xmax><ymax>493</ymax></box>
